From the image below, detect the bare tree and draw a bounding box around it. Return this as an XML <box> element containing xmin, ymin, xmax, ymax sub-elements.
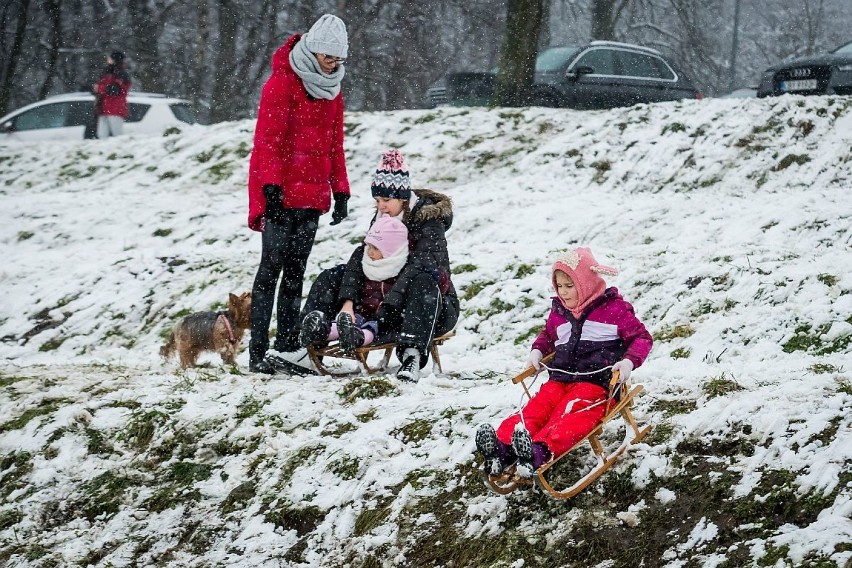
<box><xmin>591</xmin><ymin>0</ymin><xmax>630</xmax><ymax>40</ymax></box>
<box><xmin>494</xmin><ymin>0</ymin><xmax>544</xmax><ymax>106</ymax></box>
<box><xmin>38</xmin><ymin>0</ymin><xmax>63</xmax><ymax>100</ymax></box>
<box><xmin>0</xmin><ymin>0</ymin><xmax>31</xmax><ymax>115</ymax></box>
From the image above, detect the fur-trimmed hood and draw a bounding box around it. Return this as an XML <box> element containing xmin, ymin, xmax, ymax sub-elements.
<box><xmin>410</xmin><ymin>189</ymin><xmax>453</xmax><ymax>230</ymax></box>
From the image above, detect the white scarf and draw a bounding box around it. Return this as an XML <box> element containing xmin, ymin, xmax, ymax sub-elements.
<box><xmin>362</xmin><ymin>244</ymin><xmax>408</xmax><ymax>282</ymax></box>
<box><xmin>289</xmin><ymin>37</ymin><xmax>345</xmax><ymax>100</ymax></box>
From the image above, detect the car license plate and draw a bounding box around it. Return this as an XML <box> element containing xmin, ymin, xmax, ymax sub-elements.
<box><xmin>781</xmin><ymin>79</ymin><xmax>817</xmax><ymax>92</ymax></box>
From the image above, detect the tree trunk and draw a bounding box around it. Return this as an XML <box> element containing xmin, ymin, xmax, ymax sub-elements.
<box><xmin>0</xmin><ymin>0</ymin><xmax>31</xmax><ymax>115</ymax></box>
<box><xmin>591</xmin><ymin>0</ymin><xmax>616</xmax><ymax>40</ymax></box>
<box><xmin>494</xmin><ymin>0</ymin><xmax>544</xmax><ymax>107</ymax></box>
<box><xmin>209</xmin><ymin>0</ymin><xmax>238</xmax><ymax>122</ymax></box>
<box><xmin>39</xmin><ymin>0</ymin><xmax>63</xmax><ymax>99</ymax></box>
<box><xmin>128</xmin><ymin>0</ymin><xmax>165</xmax><ymax>93</ymax></box>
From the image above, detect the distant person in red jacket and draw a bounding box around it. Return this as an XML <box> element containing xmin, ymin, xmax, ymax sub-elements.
<box><xmin>246</xmin><ymin>14</ymin><xmax>351</xmax><ymax>374</ymax></box>
<box><xmin>92</xmin><ymin>50</ymin><xmax>131</xmax><ymax>139</ymax></box>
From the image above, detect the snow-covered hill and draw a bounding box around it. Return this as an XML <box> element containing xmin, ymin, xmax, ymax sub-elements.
<box><xmin>1</xmin><ymin>96</ymin><xmax>850</xmax><ymax>567</ymax></box>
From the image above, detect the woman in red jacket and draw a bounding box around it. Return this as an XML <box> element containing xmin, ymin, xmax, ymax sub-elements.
<box><xmin>92</xmin><ymin>50</ymin><xmax>131</xmax><ymax>139</ymax></box>
<box><xmin>247</xmin><ymin>14</ymin><xmax>351</xmax><ymax>374</ymax></box>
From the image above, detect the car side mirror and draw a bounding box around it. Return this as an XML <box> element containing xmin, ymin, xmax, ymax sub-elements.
<box><xmin>1</xmin><ymin>120</ymin><xmax>13</xmax><ymax>133</ymax></box>
<box><xmin>567</xmin><ymin>66</ymin><xmax>594</xmax><ymax>81</ymax></box>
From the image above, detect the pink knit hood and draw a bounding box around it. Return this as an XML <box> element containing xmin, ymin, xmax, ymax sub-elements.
<box><xmin>551</xmin><ymin>247</ymin><xmax>619</xmax><ymax>318</ymax></box>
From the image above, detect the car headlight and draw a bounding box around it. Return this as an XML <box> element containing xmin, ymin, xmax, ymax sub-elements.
<box><xmin>837</xmin><ymin>64</ymin><xmax>852</xmax><ymax>72</ymax></box>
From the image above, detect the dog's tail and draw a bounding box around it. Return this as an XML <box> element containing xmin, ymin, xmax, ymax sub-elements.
<box><xmin>160</xmin><ymin>331</ymin><xmax>176</xmax><ymax>360</ymax></box>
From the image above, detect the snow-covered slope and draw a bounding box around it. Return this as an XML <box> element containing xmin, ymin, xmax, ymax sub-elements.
<box><xmin>1</xmin><ymin>96</ymin><xmax>850</xmax><ymax>567</ymax></box>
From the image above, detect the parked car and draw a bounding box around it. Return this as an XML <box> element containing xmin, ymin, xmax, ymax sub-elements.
<box><xmin>721</xmin><ymin>87</ymin><xmax>758</xmax><ymax>99</ymax></box>
<box><xmin>424</xmin><ymin>41</ymin><xmax>702</xmax><ymax>110</ymax></box>
<box><xmin>757</xmin><ymin>39</ymin><xmax>852</xmax><ymax>98</ymax></box>
<box><xmin>0</xmin><ymin>92</ymin><xmax>202</xmax><ymax>142</ymax></box>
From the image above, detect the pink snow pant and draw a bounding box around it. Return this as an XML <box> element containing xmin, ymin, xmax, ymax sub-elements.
<box><xmin>496</xmin><ymin>380</ymin><xmax>608</xmax><ymax>459</ymax></box>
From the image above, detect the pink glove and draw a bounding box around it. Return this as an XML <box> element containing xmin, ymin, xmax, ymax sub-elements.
<box><xmin>527</xmin><ymin>349</ymin><xmax>543</xmax><ymax>371</ymax></box>
<box><xmin>612</xmin><ymin>359</ymin><xmax>634</xmax><ymax>384</ymax></box>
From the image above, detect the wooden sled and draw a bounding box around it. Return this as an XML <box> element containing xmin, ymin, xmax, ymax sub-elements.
<box><xmin>307</xmin><ymin>330</ymin><xmax>456</xmax><ymax>376</ymax></box>
<box><xmin>485</xmin><ymin>356</ymin><xmax>652</xmax><ymax>500</ymax></box>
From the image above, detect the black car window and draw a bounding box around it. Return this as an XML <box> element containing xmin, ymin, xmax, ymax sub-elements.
<box><xmin>12</xmin><ymin>102</ymin><xmax>71</xmax><ymax>131</ymax></box>
<box><xmin>66</xmin><ymin>101</ymin><xmax>95</xmax><ymax>127</ymax></box>
<box><xmin>126</xmin><ymin>103</ymin><xmax>150</xmax><ymax>123</ymax></box>
<box><xmin>616</xmin><ymin>50</ymin><xmax>672</xmax><ymax>79</ymax></box>
<box><xmin>536</xmin><ymin>47</ymin><xmax>581</xmax><ymax>72</ymax></box>
<box><xmin>574</xmin><ymin>48</ymin><xmax>616</xmax><ymax>75</ymax></box>
<box><xmin>169</xmin><ymin>103</ymin><xmax>197</xmax><ymax>124</ymax></box>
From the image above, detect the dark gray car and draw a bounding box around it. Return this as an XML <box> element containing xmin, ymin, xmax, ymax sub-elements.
<box><xmin>757</xmin><ymin>40</ymin><xmax>852</xmax><ymax>98</ymax></box>
<box><xmin>424</xmin><ymin>41</ymin><xmax>702</xmax><ymax>110</ymax></box>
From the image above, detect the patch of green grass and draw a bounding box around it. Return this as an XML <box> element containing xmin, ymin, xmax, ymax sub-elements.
<box><xmin>329</xmin><ymin>455</ymin><xmax>360</xmax><ymax>480</ymax></box>
<box><xmin>0</xmin><ymin>451</ymin><xmax>33</xmax><ymax>500</ymax></box>
<box><xmin>0</xmin><ymin>398</ymin><xmax>67</xmax><ymax>433</ymax></box>
<box><xmin>475</xmin><ymin>297</ymin><xmax>515</xmax><ymax>319</ymax></box>
<box><xmin>152</xmin><ymin>228</ymin><xmax>172</xmax><ymax>237</ymax></box>
<box><xmin>158</xmin><ymin>171</ymin><xmax>180</xmax><ymax>180</ymax></box>
<box><xmin>355</xmin><ymin>408</ymin><xmax>377</xmax><ymax>423</ymax></box>
<box><xmin>773</xmin><ymin>153</ymin><xmax>811</xmax><ymax>171</ymax></box>
<box><xmin>808</xmin><ymin>363</ymin><xmax>840</xmax><ymax>374</ymax></box>
<box><xmin>461</xmin><ymin>279</ymin><xmax>495</xmax><ymax>301</ymax></box>
<box><xmin>591</xmin><ymin>159</ymin><xmax>612</xmax><ymax>181</ymax></box>
<box><xmin>662</xmin><ymin>122</ymin><xmax>686</xmax><ymax>134</ymax></box>
<box><xmin>452</xmin><ymin>263</ymin><xmax>477</xmax><ymax>274</ymax></box>
<box><xmin>670</xmin><ymin>347</ymin><xmax>691</xmax><ymax>359</ymax></box>
<box><xmin>38</xmin><ymin>337</ymin><xmax>66</xmax><ymax>352</ymax></box>
<box><xmin>817</xmin><ymin>273</ymin><xmax>838</xmax><ymax>287</ymax></box>
<box><xmin>514</xmin><ymin>263</ymin><xmax>535</xmax><ymax>278</ymax></box>
<box><xmin>0</xmin><ymin>374</ymin><xmax>28</xmax><ymax>388</ymax></box>
<box><xmin>338</xmin><ymin>378</ymin><xmax>399</xmax><ymax>403</ymax></box>
<box><xmin>220</xmin><ymin>481</ymin><xmax>255</xmax><ymax>514</ymax></box>
<box><xmin>17</xmin><ymin>231</ymin><xmax>34</xmax><ymax>241</ymax></box>
<box><xmin>121</xmin><ymin>410</ymin><xmax>168</xmax><ymax>451</ymax></box>
<box><xmin>414</xmin><ymin>113</ymin><xmax>438</xmax><ymax>124</ymax></box>
<box><xmin>163</xmin><ymin>126</ymin><xmax>181</xmax><ymax>136</ymax></box>
<box><xmin>702</xmin><ymin>373</ymin><xmax>744</xmax><ymax>398</ymax></box>
<box><xmin>80</xmin><ymin>470</ymin><xmax>140</xmax><ymax>521</ymax></box>
<box><xmin>392</xmin><ymin>418</ymin><xmax>432</xmax><ymax>444</ymax></box>
<box><xmin>514</xmin><ymin>324</ymin><xmax>543</xmax><ymax>345</ymax></box>
<box><xmin>207</xmin><ymin>161</ymin><xmax>233</xmax><ymax>181</ymax></box>
<box><xmin>654</xmin><ymin>324</ymin><xmax>694</xmax><ymax>342</ymax></box>
<box><xmin>234</xmin><ymin>396</ymin><xmax>268</xmax><ymax>422</ymax></box>
<box><xmin>650</xmin><ymin>398</ymin><xmax>697</xmax><ymax>416</ymax></box>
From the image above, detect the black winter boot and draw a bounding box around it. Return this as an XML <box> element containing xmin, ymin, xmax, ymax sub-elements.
<box><xmin>475</xmin><ymin>424</ymin><xmax>503</xmax><ymax>476</ymax></box>
<box><xmin>300</xmin><ymin>310</ymin><xmax>330</xmax><ymax>348</ymax></box>
<box><xmin>511</xmin><ymin>428</ymin><xmax>535</xmax><ymax>478</ymax></box>
<box><xmin>336</xmin><ymin>312</ymin><xmax>364</xmax><ymax>355</ymax></box>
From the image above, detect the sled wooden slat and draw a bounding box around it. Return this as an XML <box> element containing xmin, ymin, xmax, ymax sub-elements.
<box><xmin>485</xmin><ymin>364</ymin><xmax>652</xmax><ymax>500</ymax></box>
<box><xmin>307</xmin><ymin>330</ymin><xmax>456</xmax><ymax>376</ymax></box>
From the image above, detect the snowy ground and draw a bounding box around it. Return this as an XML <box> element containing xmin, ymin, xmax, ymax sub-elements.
<box><xmin>0</xmin><ymin>96</ymin><xmax>850</xmax><ymax>567</ymax></box>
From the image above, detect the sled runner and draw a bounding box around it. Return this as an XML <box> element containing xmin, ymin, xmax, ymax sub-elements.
<box><xmin>485</xmin><ymin>357</ymin><xmax>651</xmax><ymax>500</ymax></box>
<box><xmin>307</xmin><ymin>331</ymin><xmax>456</xmax><ymax>376</ymax></box>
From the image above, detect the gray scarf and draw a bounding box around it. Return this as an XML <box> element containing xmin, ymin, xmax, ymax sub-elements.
<box><xmin>289</xmin><ymin>37</ymin><xmax>345</xmax><ymax>100</ymax></box>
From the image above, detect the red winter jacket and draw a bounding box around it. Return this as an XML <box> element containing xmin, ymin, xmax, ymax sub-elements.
<box><xmin>94</xmin><ymin>65</ymin><xmax>131</xmax><ymax>117</ymax></box>
<box><xmin>247</xmin><ymin>34</ymin><xmax>350</xmax><ymax>231</ymax></box>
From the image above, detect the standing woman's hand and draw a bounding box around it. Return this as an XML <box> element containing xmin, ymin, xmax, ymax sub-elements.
<box><xmin>330</xmin><ymin>193</ymin><xmax>349</xmax><ymax>225</ymax></box>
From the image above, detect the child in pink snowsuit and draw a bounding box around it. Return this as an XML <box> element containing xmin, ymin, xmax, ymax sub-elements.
<box><xmin>476</xmin><ymin>247</ymin><xmax>653</xmax><ymax>477</ymax></box>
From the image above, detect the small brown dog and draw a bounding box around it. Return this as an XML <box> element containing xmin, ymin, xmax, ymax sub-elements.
<box><xmin>160</xmin><ymin>292</ymin><xmax>252</xmax><ymax>369</ymax></box>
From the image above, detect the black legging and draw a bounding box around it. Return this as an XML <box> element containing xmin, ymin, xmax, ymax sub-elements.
<box><xmin>302</xmin><ymin>267</ymin><xmax>459</xmax><ymax>367</ymax></box>
<box><xmin>249</xmin><ymin>209</ymin><xmax>320</xmax><ymax>362</ymax></box>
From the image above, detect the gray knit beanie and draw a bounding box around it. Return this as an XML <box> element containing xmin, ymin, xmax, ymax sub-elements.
<box><xmin>304</xmin><ymin>14</ymin><xmax>348</xmax><ymax>58</ymax></box>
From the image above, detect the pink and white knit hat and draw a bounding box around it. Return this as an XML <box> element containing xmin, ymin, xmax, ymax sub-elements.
<box><xmin>371</xmin><ymin>150</ymin><xmax>411</xmax><ymax>199</ymax></box>
<box><xmin>552</xmin><ymin>247</ymin><xmax>619</xmax><ymax>316</ymax></box>
<box><xmin>365</xmin><ymin>216</ymin><xmax>409</xmax><ymax>258</ymax></box>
